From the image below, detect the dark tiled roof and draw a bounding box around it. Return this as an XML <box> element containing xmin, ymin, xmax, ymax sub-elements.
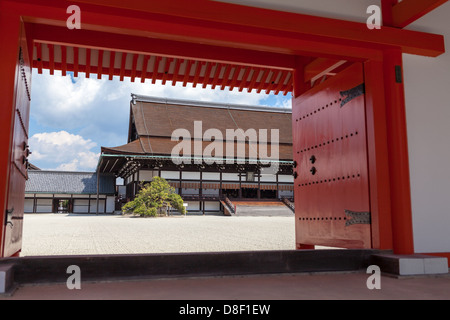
<box><xmin>25</xmin><ymin>171</ymin><xmax>115</xmax><ymax>195</ymax></box>
<box><xmin>101</xmin><ymin>96</ymin><xmax>293</xmax><ymax>161</ymax></box>
<box><xmin>130</xmin><ymin>97</ymin><xmax>292</xmax><ymax>144</ymax></box>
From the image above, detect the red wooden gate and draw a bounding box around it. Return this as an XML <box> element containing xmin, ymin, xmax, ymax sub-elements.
<box><xmin>292</xmin><ymin>63</ymin><xmax>372</xmax><ymax>249</ymax></box>
<box><xmin>2</xmin><ymin>24</ymin><xmax>31</xmax><ymax>257</ymax></box>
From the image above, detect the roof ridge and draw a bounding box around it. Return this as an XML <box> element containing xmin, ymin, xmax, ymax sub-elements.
<box><xmin>130</xmin><ymin>94</ymin><xmax>292</xmax><ymax>114</ymax></box>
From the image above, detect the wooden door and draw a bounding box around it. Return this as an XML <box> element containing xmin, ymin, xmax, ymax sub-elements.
<box><xmin>292</xmin><ymin>63</ymin><xmax>372</xmax><ymax>249</ymax></box>
<box><xmin>2</xmin><ymin>24</ymin><xmax>31</xmax><ymax>257</ymax></box>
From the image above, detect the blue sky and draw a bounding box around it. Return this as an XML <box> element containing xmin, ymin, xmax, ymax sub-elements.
<box><xmin>28</xmin><ymin>69</ymin><xmax>292</xmax><ymax>172</ymax></box>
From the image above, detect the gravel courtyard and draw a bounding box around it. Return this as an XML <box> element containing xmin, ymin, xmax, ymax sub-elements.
<box><xmin>20</xmin><ymin>213</ymin><xmax>296</xmax><ymax>256</ymax></box>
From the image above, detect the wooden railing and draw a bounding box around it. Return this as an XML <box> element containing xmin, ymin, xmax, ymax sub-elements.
<box><xmin>219</xmin><ymin>196</ymin><xmax>236</xmax><ymax>215</ymax></box>
<box><xmin>281</xmin><ymin>197</ymin><xmax>295</xmax><ymax>213</ymax></box>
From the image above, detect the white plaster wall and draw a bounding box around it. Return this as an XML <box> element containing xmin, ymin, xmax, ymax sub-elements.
<box><xmin>106</xmin><ymin>196</ymin><xmax>115</xmax><ymax>213</ymax></box>
<box><xmin>182</xmin><ymin>171</ymin><xmax>200</xmax><ymax>180</ymax></box>
<box><xmin>185</xmin><ymin>201</ymin><xmax>200</xmax><ymax>211</ymax></box>
<box><xmin>202</xmin><ymin>172</ymin><xmax>220</xmax><ymax>180</ymax></box>
<box><xmin>204</xmin><ymin>201</ymin><xmax>221</xmax><ymax>210</ymax></box>
<box><xmin>90</xmin><ymin>200</ymin><xmax>105</xmax><ymax>213</ymax></box>
<box><xmin>402</xmin><ymin>2</ymin><xmax>450</xmax><ymax>253</ymax></box>
<box><xmin>139</xmin><ymin>169</ymin><xmax>156</xmax><ymax>181</ymax></box>
<box><xmin>260</xmin><ymin>174</ymin><xmax>276</xmax><ymax>182</ymax></box>
<box><xmin>222</xmin><ymin>173</ymin><xmax>240</xmax><ymax>181</ymax></box>
<box><xmin>278</xmin><ymin>175</ymin><xmax>293</xmax><ymax>183</ymax></box>
<box><xmin>161</xmin><ymin>171</ymin><xmax>180</xmax><ymax>180</ymax></box>
<box><xmin>24</xmin><ymin>199</ymin><xmax>34</xmax><ymax>213</ymax></box>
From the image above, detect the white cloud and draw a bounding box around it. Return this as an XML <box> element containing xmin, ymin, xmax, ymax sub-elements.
<box><xmin>29</xmin><ymin>71</ymin><xmax>291</xmax><ymax>171</ymax></box>
<box><xmin>104</xmin><ymin>75</ymin><xmax>266</xmax><ymax>106</ymax></box>
<box><xmin>31</xmin><ymin>70</ymin><xmax>104</xmax><ymax>129</ymax></box>
<box><xmin>28</xmin><ymin>131</ymin><xmax>99</xmax><ymax>171</ymax></box>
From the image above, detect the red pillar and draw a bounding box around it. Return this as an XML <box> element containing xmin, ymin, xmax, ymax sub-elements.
<box><xmin>0</xmin><ymin>2</ymin><xmax>21</xmax><ymax>257</ymax></box>
<box><xmin>383</xmin><ymin>49</ymin><xmax>415</xmax><ymax>254</ymax></box>
<box><xmin>364</xmin><ymin>60</ymin><xmax>393</xmax><ymax>250</ymax></box>
<box><xmin>293</xmin><ymin>56</ymin><xmax>314</xmax><ymax>250</ymax></box>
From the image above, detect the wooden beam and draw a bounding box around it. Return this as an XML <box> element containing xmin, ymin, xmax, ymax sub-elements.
<box><xmin>140</xmin><ymin>55</ymin><xmax>149</xmax><ymax>83</ymax></box>
<box><xmin>171</xmin><ymin>58</ymin><xmax>182</xmax><ymax>86</ymax></box>
<box><xmin>85</xmin><ymin>48</ymin><xmax>91</xmax><ymax>78</ymax></box>
<box><xmin>61</xmin><ymin>45</ymin><xmax>67</xmax><ymax>76</ymax></box>
<box><xmin>201</xmin><ymin>62</ymin><xmax>213</xmax><ymax>89</ymax></box>
<box><xmin>73</xmin><ymin>46</ymin><xmax>79</xmax><ymax>77</ymax></box>
<box><xmin>304</xmin><ymin>58</ymin><xmax>346</xmax><ymax>83</ymax></box>
<box><xmin>97</xmin><ymin>49</ymin><xmax>104</xmax><ymax>79</ymax></box>
<box><xmin>391</xmin><ymin>0</ymin><xmax>448</xmax><ymax>28</ymax></box>
<box><xmin>152</xmin><ymin>56</ymin><xmax>161</xmax><ymax>84</ymax></box>
<box><xmin>108</xmin><ymin>50</ymin><xmax>115</xmax><ymax>80</ymax></box>
<box><xmin>15</xmin><ymin>0</ymin><xmax>444</xmax><ymax>60</ymax></box>
<box><xmin>381</xmin><ymin>0</ymin><xmax>399</xmax><ymax>27</ymax></box>
<box><xmin>130</xmin><ymin>53</ymin><xmax>138</xmax><ymax>82</ymax></box>
<box><xmin>48</xmin><ymin>43</ymin><xmax>54</xmax><ymax>75</ymax></box>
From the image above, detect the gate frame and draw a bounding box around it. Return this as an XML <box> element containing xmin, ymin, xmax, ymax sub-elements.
<box><xmin>0</xmin><ymin>0</ymin><xmax>445</xmax><ymax>257</ymax></box>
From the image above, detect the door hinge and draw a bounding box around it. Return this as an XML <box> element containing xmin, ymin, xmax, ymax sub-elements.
<box><xmin>340</xmin><ymin>83</ymin><xmax>365</xmax><ymax>107</ymax></box>
<box><xmin>5</xmin><ymin>207</ymin><xmax>14</xmax><ymax>227</ymax></box>
<box><xmin>345</xmin><ymin>209</ymin><xmax>371</xmax><ymax>226</ymax></box>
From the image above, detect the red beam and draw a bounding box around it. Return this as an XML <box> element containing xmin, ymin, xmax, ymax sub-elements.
<box><xmin>141</xmin><ymin>55</ymin><xmax>149</xmax><ymax>83</ymax></box>
<box><xmin>171</xmin><ymin>58</ymin><xmax>182</xmax><ymax>86</ymax></box>
<box><xmin>238</xmin><ymin>67</ymin><xmax>251</xmax><ymax>92</ymax></box>
<box><xmin>220</xmin><ymin>65</ymin><xmax>232</xmax><ymax>90</ymax></box>
<box><xmin>161</xmin><ymin>57</ymin><xmax>173</xmax><ymax>85</ymax></box>
<box><xmin>30</xmin><ymin>24</ymin><xmax>295</xmax><ymax>71</ymax></box>
<box><xmin>201</xmin><ymin>62</ymin><xmax>213</xmax><ymax>88</ymax></box>
<box><xmin>108</xmin><ymin>50</ymin><xmax>115</xmax><ymax>80</ymax></box>
<box><xmin>85</xmin><ymin>48</ymin><xmax>91</xmax><ymax>78</ymax></box>
<box><xmin>73</xmin><ymin>46</ymin><xmax>79</xmax><ymax>77</ymax></box>
<box><xmin>228</xmin><ymin>66</ymin><xmax>241</xmax><ymax>91</ymax></box>
<box><xmin>69</xmin><ymin>0</ymin><xmax>444</xmax><ymax>57</ymax></box>
<box><xmin>130</xmin><ymin>53</ymin><xmax>138</xmax><ymax>82</ymax></box>
<box><xmin>119</xmin><ymin>51</ymin><xmax>126</xmax><ymax>81</ymax></box>
<box><xmin>256</xmin><ymin>69</ymin><xmax>270</xmax><ymax>93</ymax></box>
<box><xmin>35</xmin><ymin>42</ymin><xmax>43</xmax><ymax>74</ymax></box>
<box><xmin>60</xmin><ymin>45</ymin><xmax>67</xmax><ymax>76</ymax></box>
<box><xmin>97</xmin><ymin>49</ymin><xmax>104</xmax><ymax>80</ymax></box>
<box><xmin>152</xmin><ymin>56</ymin><xmax>161</xmax><ymax>84</ymax></box>
<box><xmin>381</xmin><ymin>0</ymin><xmax>399</xmax><ymax>27</ymax></box>
<box><xmin>192</xmin><ymin>61</ymin><xmax>203</xmax><ymax>88</ymax></box>
<box><xmin>391</xmin><ymin>0</ymin><xmax>448</xmax><ymax>28</ymax></box>
<box><xmin>211</xmin><ymin>63</ymin><xmax>223</xmax><ymax>89</ymax></box>
<box><xmin>247</xmin><ymin>68</ymin><xmax>261</xmax><ymax>93</ymax></box>
<box><xmin>48</xmin><ymin>43</ymin><xmax>54</xmax><ymax>75</ymax></box>
<box><xmin>265</xmin><ymin>70</ymin><xmax>280</xmax><ymax>94</ymax></box>
<box><xmin>274</xmin><ymin>71</ymin><xmax>289</xmax><ymax>95</ymax></box>
<box><xmin>182</xmin><ymin>60</ymin><xmax>193</xmax><ymax>87</ymax></box>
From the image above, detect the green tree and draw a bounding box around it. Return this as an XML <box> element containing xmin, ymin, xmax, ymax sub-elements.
<box><xmin>122</xmin><ymin>176</ymin><xmax>186</xmax><ymax>217</ymax></box>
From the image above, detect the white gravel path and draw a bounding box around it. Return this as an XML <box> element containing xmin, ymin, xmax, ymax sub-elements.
<box><xmin>20</xmin><ymin>213</ymin><xmax>296</xmax><ymax>256</ymax></box>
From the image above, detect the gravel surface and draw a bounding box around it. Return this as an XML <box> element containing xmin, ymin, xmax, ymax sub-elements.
<box><xmin>20</xmin><ymin>213</ymin><xmax>296</xmax><ymax>256</ymax></box>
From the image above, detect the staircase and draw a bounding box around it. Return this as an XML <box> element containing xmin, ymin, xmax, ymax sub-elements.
<box><xmin>281</xmin><ymin>197</ymin><xmax>295</xmax><ymax>213</ymax></box>
<box><xmin>232</xmin><ymin>200</ymin><xmax>294</xmax><ymax>217</ymax></box>
<box><xmin>220</xmin><ymin>196</ymin><xmax>236</xmax><ymax>216</ymax></box>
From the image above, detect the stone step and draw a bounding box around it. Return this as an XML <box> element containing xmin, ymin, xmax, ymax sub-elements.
<box><xmin>371</xmin><ymin>254</ymin><xmax>449</xmax><ymax>276</ymax></box>
<box><xmin>0</xmin><ymin>249</ymin><xmax>380</xmax><ymax>285</ymax></box>
<box><xmin>0</xmin><ymin>264</ymin><xmax>15</xmax><ymax>295</ymax></box>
